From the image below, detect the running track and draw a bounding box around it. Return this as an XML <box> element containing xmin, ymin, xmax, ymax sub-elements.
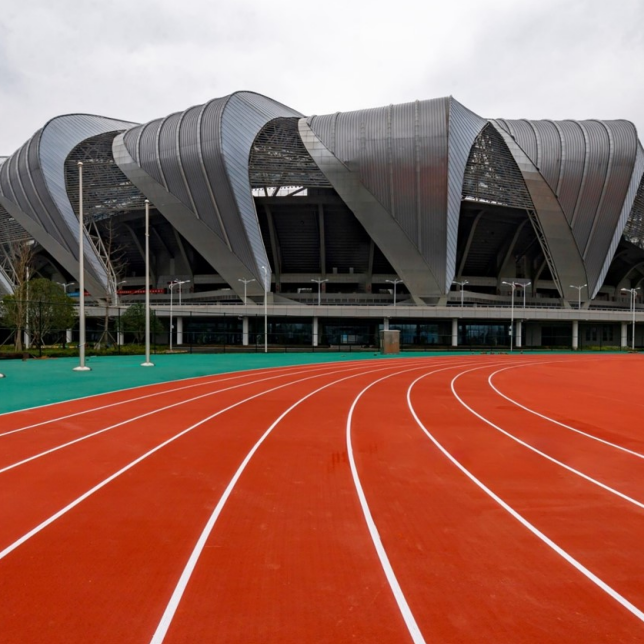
<box><xmin>1</xmin><ymin>354</ymin><xmax>643</xmax><ymax>642</ymax></box>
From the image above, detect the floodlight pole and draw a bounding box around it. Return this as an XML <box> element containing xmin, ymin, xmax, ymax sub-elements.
<box><xmin>311</xmin><ymin>278</ymin><xmax>328</xmax><ymax>306</ymax></box>
<box><xmin>262</xmin><ymin>265</ymin><xmax>268</xmax><ymax>353</ymax></box>
<box><xmin>622</xmin><ymin>287</ymin><xmax>640</xmax><ymax>351</ymax></box>
<box><xmin>386</xmin><ymin>278</ymin><xmax>403</xmax><ymax>307</ymax></box>
<box><xmin>570</xmin><ymin>284</ymin><xmax>587</xmax><ymax>310</ymax></box>
<box><xmin>141</xmin><ymin>199</ymin><xmax>154</xmax><ymax>366</ymax></box>
<box><xmin>73</xmin><ymin>161</ymin><xmax>90</xmax><ymax>371</ymax></box>
<box><xmin>238</xmin><ymin>278</ymin><xmax>255</xmax><ymax>305</ymax></box>
<box><xmin>453</xmin><ymin>280</ymin><xmax>468</xmax><ymax>308</ymax></box>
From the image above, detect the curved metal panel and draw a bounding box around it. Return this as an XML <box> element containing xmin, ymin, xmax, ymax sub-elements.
<box><xmin>0</xmin><ymin>114</ymin><xmax>135</xmax><ymax>297</ymax></box>
<box><xmin>308</xmin><ymin>96</ymin><xmax>484</xmax><ymax>293</ymax></box>
<box><xmin>299</xmin><ymin>117</ymin><xmax>443</xmax><ymax>298</ymax></box>
<box><xmin>112</xmin><ymin>132</ymin><xmax>264</xmax><ymax>297</ymax></box>
<box><xmin>490</xmin><ymin>121</ymin><xmax>589</xmax><ymax>301</ymax></box>
<box><xmin>532</xmin><ymin>121</ymin><xmax>561</xmax><ymax>190</ymax></box>
<box><xmin>597</xmin><ymin>142</ymin><xmax>644</xmax><ymax>293</ymax></box>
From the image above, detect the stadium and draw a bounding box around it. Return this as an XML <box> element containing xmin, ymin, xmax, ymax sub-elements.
<box><xmin>1</xmin><ymin>91</ymin><xmax>643</xmax><ymax>350</ymax></box>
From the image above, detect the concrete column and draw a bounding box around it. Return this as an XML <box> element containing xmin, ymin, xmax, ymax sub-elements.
<box><xmin>176</xmin><ymin>317</ymin><xmax>183</xmax><ymax>345</ymax></box>
<box><xmin>117</xmin><ymin>332</ymin><xmax>124</xmax><ymax>346</ymax></box>
<box><xmin>572</xmin><ymin>320</ymin><xmax>579</xmax><ymax>350</ymax></box>
<box><xmin>242</xmin><ymin>317</ymin><xmax>249</xmax><ymax>346</ymax></box>
<box><xmin>516</xmin><ymin>320</ymin><xmax>522</xmax><ymax>348</ymax></box>
<box><xmin>621</xmin><ymin>321</ymin><xmax>628</xmax><ymax>348</ymax></box>
<box><xmin>66</xmin><ymin>329</ymin><xmax>73</xmax><ymax>344</ymax></box>
<box><xmin>452</xmin><ymin>318</ymin><xmax>458</xmax><ymax>347</ymax></box>
<box><xmin>312</xmin><ymin>316</ymin><xmax>319</xmax><ymax>347</ymax></box>
<box><xmin>383</xmin><ymin>318</ymin><xmax>390</xmax><ymax>331</ymax></box>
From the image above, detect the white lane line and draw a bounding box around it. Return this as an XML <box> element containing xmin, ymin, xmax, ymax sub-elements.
<box><xmin>488</xmin><ymin>365</ymin><xmax>644</xmax><ymax>459</ymax></box>
<box><xmin>0</xmin><ymin>362</ymin><xmax>342</xmax><ymax>438</ymax></box>
<box><xmin>449</xmin><ymin>365</ymin><xmax>644</xmax><ymax>510</ymax></box>
<box><xmin>407</xmin><ymin>372</ymin><xmax>644</xmax><ymax>625</ymax></box>
<box><xmin>147</xmin><ymin>360</ymin><xmax>454</xmax><ymax>644</ymax></box>
<box><xmin>148</xmin><ymin>360</ymin><xmax>482</xmax><ymax>644</ymax></box>
<box><xmin>0</xmin><ymin>361</ymin><xmax>386</xmax><ymax>563</ymax></box>
<box><xmin>0</xmin><ymin>364</ymin><xmax>362</xmax><ymax>474</ymax></box>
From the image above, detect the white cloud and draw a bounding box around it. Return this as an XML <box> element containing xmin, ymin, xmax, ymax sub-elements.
<box><xmin>0</xmin><ymin>0</ymin><xmax>642</xmax><ymax>152</ymax></box>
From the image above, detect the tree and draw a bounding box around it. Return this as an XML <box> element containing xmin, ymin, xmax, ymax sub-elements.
<box><xmin>3</xmin><ymin>279</ymin><xmax>76</xmax><ymax>349</ymax></box>
<box><xmin>120</xmin><ymin>303</ymin><xmax>163</xmax><ymax>344</ymax></box>
<box><xmin>0</xmin><ymin>240</ymin><xmax>34</xmax><ymax>350</ymax></box>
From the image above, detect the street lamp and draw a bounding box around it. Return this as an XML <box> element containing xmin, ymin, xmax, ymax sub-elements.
<box><xmin>141</xmin><ymin>199</ymin><xmax>154</xmax><ymax>367</ymax></box>
<box><xmin>73</xmin><ymin>161</ymin><xmax>90</xmax><ymax>372</ymax></box>
<box><xmin>56</xmin><ymin>281</ymin><xmax>74</xmax><ymax>295</ymax></box>
<box><xmin>262</xmin><ymin>266</ymin><xmax>269</xmax><ymax>354</ymax></box>
<box><xmin>178</xmin><ymin>279</ymin><xmax>190</xmax><ymax>306</ymax></box>
<box><xmin>570</xmin><ymin>284</ymin><xmax>587</xmax><ymax>310</ymax></box>
<box><xmin>621</xmin><ymin>287</ymin><xmax>640</xmax><ymax>351</ymax></box>
<box><xmin>386</xmin><ymin>278</ymin><xmax>403</xmax><ymax>307</ymax></box>
<box><xmin>238</xmin><ymin>278</ymin><xmax>255</xmax><ymax>305</ymax></box>
<box><xmin>453</xmin><ymin>280</ymin><xmax>469</xmax><ymax>307</ymax></box>
<box><xmin>502</xmin><ymin>281</ymin><xmax>520</xmax><ymax>352</ymax></box>
<box><xmin>521</xmin><ymin>281</ymin><xmax>531</xmax><ymax>309</ymax></box>
<box><xmin>114</xmin><ymin>280</ymin><xmax>127</xmax><ymax>307</ymax></box>
<box><xmin>168</xmin><ymin>279</ymin><xmax>190</xmax><ymax>352</ymax></box>
<box><xmin>311</xmin><ymin>278</ymin><xmax>328</xmax><ymax>306</ymax></box>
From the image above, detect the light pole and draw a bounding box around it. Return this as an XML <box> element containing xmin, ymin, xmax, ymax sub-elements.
<box><xmin>502</xmin><ymin>281</ymin><xmax>519</xmax><ymax>352</ymax></box>
<box><xmin>56</xmin><ymin>281</ymin><xmax>74</xmax><ymax>295</ymax></box>
<box><xmin>73</xmin><ymin>161</ymin><xmax>90</xmax><ymax>371</ymax></box>
<box><xmin>621</xmin><ymin>287</ymin><xmax>640</xmax><ymax>351</ymax></box>
<box><xmin>386</xmin><ymin>278</ymin><xmax>403</xmax><ymax>307</ymax></box>
<box><xmin>570</xmin><ymin>284</ymin><xmax>587</xmax><ymax>310</ymax></box>
<box><xmin>453</xmin><ymin>280</ymin><xmax>469</xmax><ymax>307</ymax></box>
<box><xmin>141</xmin><ymin>199</ymin><xmax>154</xmax><ymax>367</ymax></box>
<box><xmin>168</xmin><ymin>279</ymin><xmax>189</xmax><ymax>352</ymax></box>
<box><xmin>114</xmin><ymin>280</ymin><xmax>127</xmax><ymax>307</ymax></box>
<box><xmin>238</xmin><ymin>278</ymin><xmax>255</xmax><ymax>305</ymax></box>
<box><xmin>311</xmin><ymin>278</ymin><xmax>328</xmax><ymax>306</ymax></box>
<box><xmin>262</xmin><ymin>266</ymin><xmax>269</xmax><ymax>353</ymax></box>
<box><xmin>178</xmin><ymin>279</ymin><xmax>190</xmax><ymax>306</ymax></box>
<box><xmin>521</xmin><ymin>281</ymin><xmax>531</xmax><ymax>309</ymax></box>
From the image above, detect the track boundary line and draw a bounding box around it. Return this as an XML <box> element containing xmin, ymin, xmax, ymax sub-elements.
<box><xmin>0</xmin><ymin>360</ymin><xmax>408</xmax><ymax>563</ymax></box>
<box><xmin>487</xmin><ymin>364</ymin><xmax>644</xmax><ymax>459</ymax></box>
<box><xmin>0</xmin><ymin>355</ymin><xmax>399</xmax><ymax>420</ymax></box>
<box><xmin>0</xmin><ymin>364</ymin><xmax>378</xmax><ymax>474</ymax></box>
<box><xmin>407</xmin><ymin>370</ymin><xmax>644</xmax><ymax>626</ymax></box>
<box><xmin>0</xmin><ymin>362</ymin><xmax>356</xmax><ymax>438</ymax></box>
<box><xmin>450</xmin><ymin>365</ymin><xmax>644</xmax><ymax>510</ymax></box>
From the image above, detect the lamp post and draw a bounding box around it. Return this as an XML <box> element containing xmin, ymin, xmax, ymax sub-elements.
<box><xmin>114</xmin><ymin>280</ymin><xmax>127</xmax><ymax>307</ymax></box>
<box><xmin>453</xmin><ymin>280</ymin><xmax>469</xmax><ymax>307</ymax></box>
<box><xmin>168</xmin><ymin>279</ymin><xmax>189</xmax><ymax>352</ymax></box>
<box><xmin>311</xmin><ymin>278</ymin><xmax>328</xmax><ymax>306</ymax></box>
<box><xmin>56</xmin><ymin>281</ymin><xmax>74</xmax><ymax>295</ymax></box>
<box><xmin>178</xmin><ymin>279</ymin><xmax>190</xmax><ymax>306</ymax></box>
<box><xmin>73</xmin><ymin>161</ymin><xmax>90</xmax><ymax>371</ymax></box>
<box><xmin>238</xmin><ymin>278</ymin><xmax>255</xmax><ymax>305</ymax></box>
<box><xmin>262</xmin><ymin>265</ymin><xmax>269</xmax><ymax>353</ymax></box>
<box><xmin>521</xmin><ymin>281</ymin><xmax>531</xmax><ymax>309</ymax></box>
<box><xmin>386</xmin><ymin>278</ymin><xmax>403</xmax><ymax>307</ymax></box>
<box><xmin>141</xmin><ymin>199</ymin><xmax>154</xmax><ymax>367</ymax></box>
<box><xmin>570</xmin><ymin>284</ymin><xmax>587</xmax><ymax>310</ymax></box>
<box><xmin>621</xmin><ymin>287</ymin><xmax>640</xmax><ymax>351</ymax></box>
<box><xmin>502</xmin><ymin>281</ymin><xmax>519</xmax><ymax>352</ymax></box>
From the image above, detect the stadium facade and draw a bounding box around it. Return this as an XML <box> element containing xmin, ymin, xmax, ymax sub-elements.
<box><xmin>1</xmin><ymin>92</ymin><xmax>643</xmax><ymax>349</ymax></box>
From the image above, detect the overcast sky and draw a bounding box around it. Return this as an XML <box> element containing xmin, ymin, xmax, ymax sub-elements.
<box><xmin>0</xmin><ymin>0</ymin><xmax>642</xmax><ymax>154</ymax></box>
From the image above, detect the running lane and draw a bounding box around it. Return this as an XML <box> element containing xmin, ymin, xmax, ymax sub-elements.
<box><xmin>351</xmin><ymin>357</ymin><xmax>644</xmax><ymax>642</ymax></box>
<box><xmin>0</xmin><ymin>360</ymin><xmax>413</xmax><ymax>643</ymax></box>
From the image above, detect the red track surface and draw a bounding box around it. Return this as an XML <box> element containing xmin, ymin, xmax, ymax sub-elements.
<box><xmin>1</xmin><ymin>355</ymin><xmax>643</xmax><ymax>643</ymax></box>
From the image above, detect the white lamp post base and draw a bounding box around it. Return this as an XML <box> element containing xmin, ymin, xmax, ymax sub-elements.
<box><xmin>73</xmin><ymin>366</ymin><xmax>92</xmax><ymax>372</ymax></box>
<box><xmin>141</xmin><ymin>361</ymin><xmax>155</xmax><ymax>367</ymax></box>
